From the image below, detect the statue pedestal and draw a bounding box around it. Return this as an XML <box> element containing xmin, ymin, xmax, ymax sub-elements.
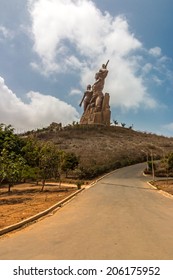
<box><xmin>80</xmin><ymin>93</ymin><xmax>111</xmax><ymax>126</ymax></box>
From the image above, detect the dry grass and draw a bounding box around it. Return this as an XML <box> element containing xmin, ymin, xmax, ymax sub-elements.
<box><xmin>152</xmin><ymin>180</ymin><xmax>173</xmax><ymax>195</ymax></box>
<box><xmin>0</xmin><ymin>183</ymin><xmax>77</xmax><ymax>230</ymax></box>
<box><xmin>34</xmin><ymin>125</ymin><xmax>173</xmax><ymax>171</ymax></box>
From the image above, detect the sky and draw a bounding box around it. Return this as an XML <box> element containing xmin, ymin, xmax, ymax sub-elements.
<box><xmin>0</xmin><ymin>0</ymin><xmax>173</xmax><ymax>136</ymax></box>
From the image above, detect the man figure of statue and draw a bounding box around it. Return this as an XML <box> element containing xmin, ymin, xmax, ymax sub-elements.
<box><xmin>79</xmin><ymin>84</ymin><xmax>93</xmax><ymax>112</ymax></box>
<box><xmin>89</xmin><ymin>61</ymin><xmax>109</xmax><ymax>108</ymax></box>
<box><xmin>96</xmin><ymin>62</ymin><xmax>109</xmax><ymax>82</ymax></box>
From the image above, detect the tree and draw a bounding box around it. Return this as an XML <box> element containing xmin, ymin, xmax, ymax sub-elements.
<box><xmin>21</xmin><ymin>137</ymin><xmax>40</xmax><ymax>167</ymax></box>
<box><xmin>168</xmin><ymin>153</ymin><xmax>173</xmax><ymax>170</ymax></box>
<box><xmin>21</xmin><ymin>165</ymin><xmax>40</xmax><ymax>183</ymax></box>
<box><xmin>121</xmin><ymin>123</ymin><xmax>126</xmax><ymax>127</ymax></box>
<box><xmin>0</xmin><ymin>125</ymin><xmax>26</xmax><ymax>191</ymax></box>
<box><xmin>38</xmin><ymin>142</ymin><xmax>60</xmax><ymax>191</ymax></box>
<box><xmin>129</xmin><ymin>124</ymin><xmax>133</xmax><ymax>130</ymax></box>
<box><xmin>0</xmin><ymin>124</ymin><xmax>80</xmax><ymax>192</ymax></box>
<box><xmin>61</xmin><ymin>152</ymin><xmax>79</xmax><ymax>177</ymax></box>
<box><xmin>0</xmin><ymin>155</ymin><xmax>3</xmax><ymax>184</ymax></box>
<box><xmin>0</xmin><ymin>124</ymin><xmax>24</xmax><ymax>155</ymax></box>
<box><xmin>0</xmin><ymin>149</ymin><xmax>26</xmax><ymax>192</ymax></box>
<box><xmin>113</xmin><ymin>120</ymin><xmax>118</xmax><ymax>126</ymax></box>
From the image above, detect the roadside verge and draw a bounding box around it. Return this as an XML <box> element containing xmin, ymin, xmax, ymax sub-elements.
<box><xmin>0</xmin><ymin>188</ymin><xmax>84</xmax><ymax>236</ymax></box>
<box><xmin>147</xmin><ymin>180</ymin><xmax>173</xmax><ymax>199</ymax></box>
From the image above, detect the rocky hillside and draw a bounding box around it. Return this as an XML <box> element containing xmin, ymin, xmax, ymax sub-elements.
<box><xmin>24</xmin><ymin>124</ymin><xmax>173</xmax><ymax>179</ymax></box>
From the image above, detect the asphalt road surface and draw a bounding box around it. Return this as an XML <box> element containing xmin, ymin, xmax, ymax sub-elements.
<box><xmin>1</xmin><ymin>163</ymin><xmax>173</xmax><ymax>260</ymax></box>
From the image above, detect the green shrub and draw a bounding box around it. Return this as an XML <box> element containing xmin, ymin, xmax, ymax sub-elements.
<box><xmin>76</xmin><ymin>180</ymin><xmax>84</xmax><ymax>189</ymax></box>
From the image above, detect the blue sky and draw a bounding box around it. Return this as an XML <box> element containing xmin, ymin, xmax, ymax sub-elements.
<box><xmin>0</xmin><ymin>0</ymin><xmax>173</xmax><ymax>135</ymax></box>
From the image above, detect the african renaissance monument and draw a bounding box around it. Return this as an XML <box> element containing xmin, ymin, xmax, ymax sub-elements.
<box><xmin>79</xmin><ymin>61</ymin><xmax>111</xmax><ymax>126</ymax></box>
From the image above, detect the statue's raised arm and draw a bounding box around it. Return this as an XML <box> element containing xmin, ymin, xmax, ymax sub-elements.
<box><xmin>96</xmin><ymin>60</ymin><xmax>109</xmax><ymax>82</ymax></box>
<box><xmin>105</xmin><ymin>60</ymin><xmax>109</xmax><ymax>68</ymax></box>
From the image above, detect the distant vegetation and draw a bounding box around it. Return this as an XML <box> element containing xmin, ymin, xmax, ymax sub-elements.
<box><xmin>1</xmin><ymin>122</ymin><xmax>173</xmax><ymax>192</ymax></box>
<box><xmin>0</xmin><ymin>124</ymin><xmax>79</xmax><ymax>192</ymax></box>
<box><xmin>145</xmin><ymin>152</ymin><xmax>173</xmax><ymax>178</ymax></box>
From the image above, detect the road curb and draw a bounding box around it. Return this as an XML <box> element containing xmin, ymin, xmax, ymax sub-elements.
<box><xmin>0</xmin><ymin>188</ymin><xmax>84</xmax><ymax>236</ymax></box>
<box><xmin>147</xmin><ymin>181</ymin><xmax>157</xmax><ymax>190</ymax></box>
<box><xmin>147</xmin><ymin>181</ymin><xmax>173</xmax><ymax>199</ymax></box>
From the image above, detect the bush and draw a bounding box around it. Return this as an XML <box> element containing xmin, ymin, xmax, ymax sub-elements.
<box><xmin>168</xmin><ymin>153</ymin><xmax>173</xmax><ymax>171</ymax></box>
<box><xmin>76</xmin><ymin>180</ymin><xmax>84</xmax><ymax>189</ymax></box>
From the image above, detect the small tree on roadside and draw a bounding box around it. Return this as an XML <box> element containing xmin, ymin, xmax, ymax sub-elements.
<box><xmin>167</xmin><ymin>153</ymin><xmax>173</xmax><ymax>171</ymax></box>
<box><xmin>0</xmin><ymin>156</ymin><xmax>4</xmax><ymax>184</ymax></box>
<box><xmin>61</xmin><ymin>152</ymin><xmax>79</xmax><ymax>178</ymax></box>
<box><xmin>21</xmin><ymin>165</ymin><xmax>40</xmax><ymax>183</ymax></box>
<box><xmin>21</xmin><ymin>137</ymin><xmax>40</xmax><ymax>168</ymax></box>
<box><xmin>0</xmin><ymin>124</ymin><xmax>24</xmax><ymax>155</ymax></box>
<box><xmin>38</xmin><ymin>142</ymin><xmax>60</xmax><ymax>191</ymax></box>
<box><xmin>0</xmin><ymin>149</ymin><xmax>26</xmax><ymax>192</ymax></box>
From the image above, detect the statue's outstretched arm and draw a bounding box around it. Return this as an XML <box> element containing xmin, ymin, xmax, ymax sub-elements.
<box><xmin>105</xmin><ymin>60</ymin><xmax>109</xmax><ymax>68</ymax></box>
<box><xmin>79</xmin><ymin>92</ymin><xmax>85</xmax><ymax>107</ymax></box>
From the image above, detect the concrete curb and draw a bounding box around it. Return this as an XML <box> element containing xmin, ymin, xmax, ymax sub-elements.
<box><xmin>0</xmin><ymin>188</ymin><xmax>84</xmax><ymax>236</ymax></box>
<box><xmin>147</xmin><ymin>181</ymin><xmax>173</xmax><ymax>199</ymax></box>
<box><xmin>147</xmin><ymin>181</ymin><xmax>157</xmax><ymax>190</ymax></box>
<box><xmin>93</xmin><ymin>168</ymin><xmax>173</xmax><ymax>201</ymax></box>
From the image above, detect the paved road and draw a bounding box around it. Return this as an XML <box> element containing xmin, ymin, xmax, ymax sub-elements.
<box><xmin>1</xmin><ymin>163</ymin><xmax>173</xmax><ymax>260</ymax></box>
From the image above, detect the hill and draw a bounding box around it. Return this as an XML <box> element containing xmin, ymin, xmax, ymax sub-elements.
<box><xmin>24</xmin><ymin>124</ymin><xmax>173</xmax><ymax>179</ymax></box>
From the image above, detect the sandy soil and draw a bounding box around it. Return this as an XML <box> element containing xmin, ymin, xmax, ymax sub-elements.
<box><xmin>152</xmin><ymin>179</ymin><xmax>173</xmax><ymax>195</ymax></box>
<box><xmin>0</xmin><ymin>182</ymin><xmax>78</xmax><ymax>230</ymax></box>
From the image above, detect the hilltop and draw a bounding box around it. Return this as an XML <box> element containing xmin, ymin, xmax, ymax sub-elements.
<box><xmin>24</xmin><ymin>123</ymin><xmax>173</xmax><ymax>179</ymax></box>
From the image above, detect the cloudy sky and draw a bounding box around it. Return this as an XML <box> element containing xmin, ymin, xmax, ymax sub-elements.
<box><xmin>0</xmin><ymin>0</ymin><xmax>173</xmax><ymax>135</ymax></box>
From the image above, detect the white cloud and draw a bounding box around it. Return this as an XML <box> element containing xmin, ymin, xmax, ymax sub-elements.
<box><xmin>152</xmin><ymin>75</ymin><xmax>163</xmax><ymax>86</ymax></box>
<box><xmin>149</xmin><ymin>47</ymin><xmax>162</xmax><ymax>57</ymax></box>
<box><xmin>106</xmin><ymin>57</ymin><xmax>157</xmax><ymax>110</ymax></box>
<box><xmin>69</xmin><ymin>88</ymin><xmax>82</xmax><ymax>96</ymax></box>
<box><xmin>0</xmin><ymin>25</ymin><xmax>13</xmax><ymax>40</ymax></box>
<box><xmin>142</xmin><ymin>63</ymin><xmax>153</xmax><ymax>74</ymax></box>
<box><xmin>28</xmin><ymin>0</ymin><xmax>141</xmax><ymax>72</ymax></box>
<box><xmin>0</xmin><ymin>76</ymin><xmax>79</xmax><ymax>131</ymax></box>
<box><xmin>28</xmin><ymin>0</ymin><xmax>158</xmax><ymax>111</ymax></box>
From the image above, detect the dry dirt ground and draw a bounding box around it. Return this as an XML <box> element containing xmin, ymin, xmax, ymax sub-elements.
<box><xmin>0</xmin><ymin>182</ymin><xmax>79</xmax><ymax>230</ymax></box>
<box><xmin>1</xmin><ymin>179</ymin><xmax>173</xmax><ymax>231</ymax></box>
<box><xmin>152</xmin><ymin>179</ymin><xmax>173</xmax><ymax>195</ymax></box>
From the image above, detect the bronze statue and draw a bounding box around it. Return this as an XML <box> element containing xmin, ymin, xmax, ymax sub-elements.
<box><xmin>79</xmin><ymin>84</ymin><xmax>93</xmax><ymax>112</ymax></box>
<box><xmin>90</xmin><ymin>60</ymin><xmax>109</xmax><ymax>108</ymax></box>
<box><xmin>79</xmin><ymin>60</ymin><xmax>111</xmax><ymax>126</ymax></box>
